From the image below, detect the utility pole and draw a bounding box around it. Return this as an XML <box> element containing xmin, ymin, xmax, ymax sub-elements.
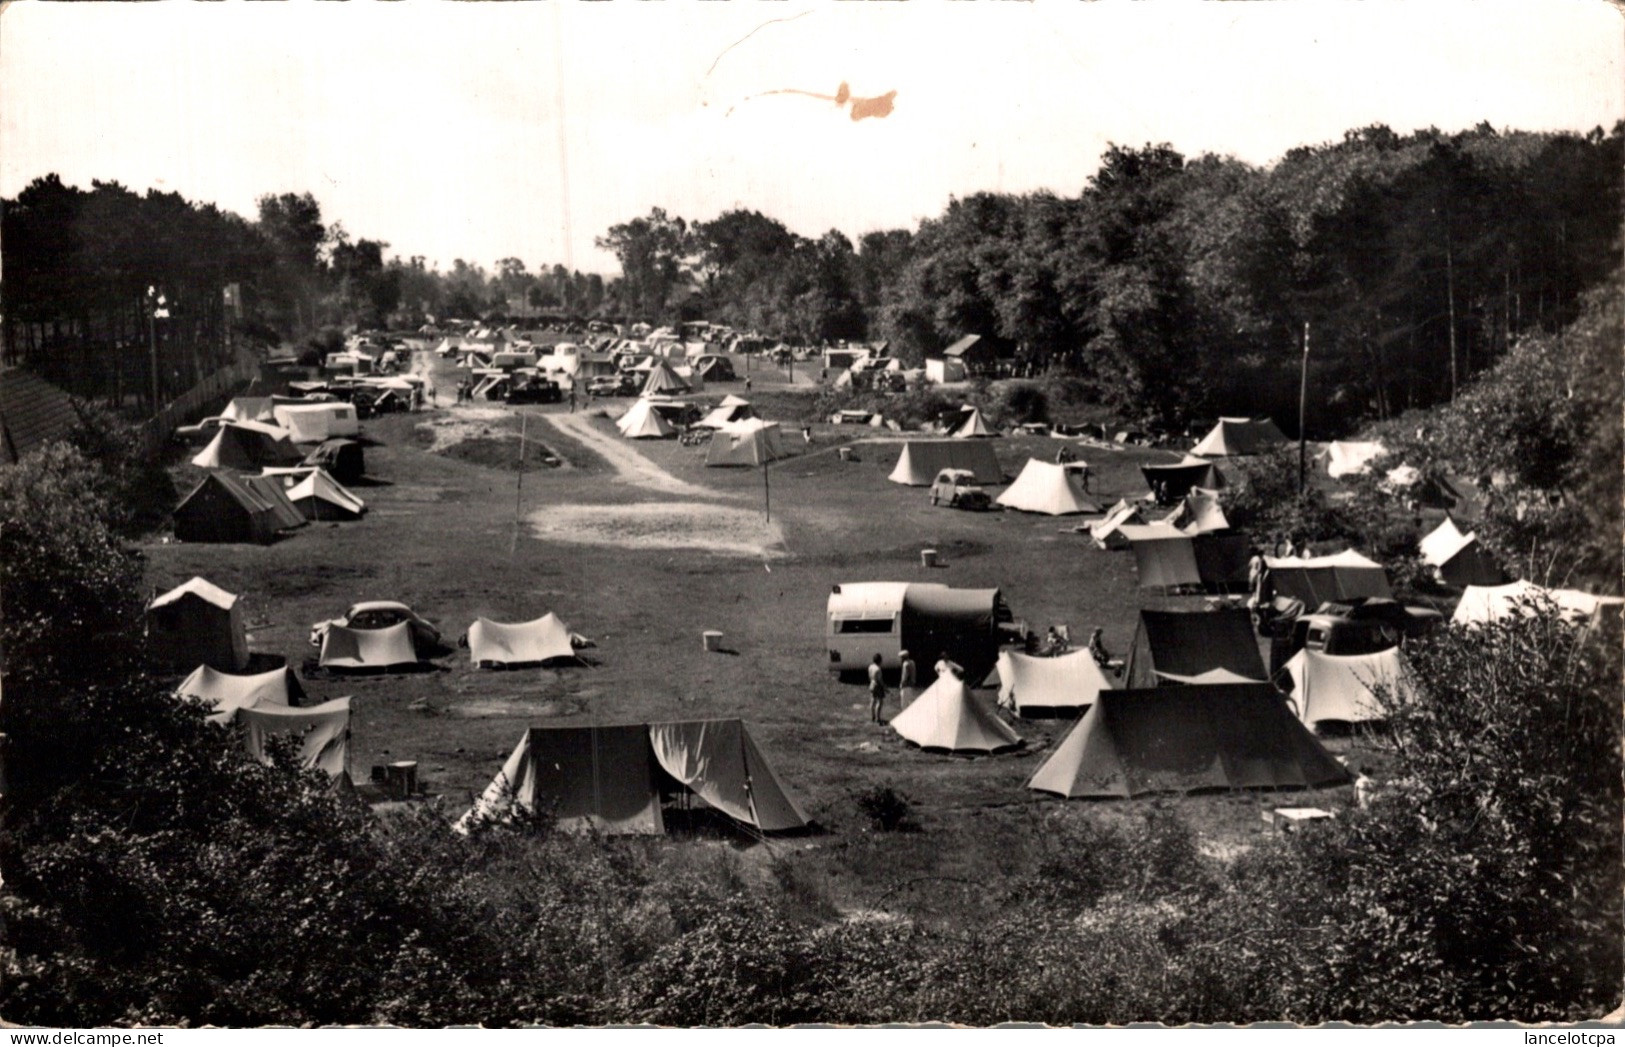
<box><xmin>1298</xmin><ymin>321</ymin><xmax>1310</xmax><ymax>496</ymax></box>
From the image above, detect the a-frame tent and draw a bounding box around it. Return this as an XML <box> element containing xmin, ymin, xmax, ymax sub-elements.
<box><xmin>996</xmin><ymin>459</ymin><xmax>1101</xmax><ymax>515</ymax></box>
<box><xmin>888</xmin><ymin>440</ymin><xmax>1003</xmax><ymax>485</ymax></box>
<box><xmin>285</xmin><ymin>468</ymin><xmax>366</xmax><ymax>521</ymax></box>
<box><xmin>1282</xmin><ymin>647</ymin><xmax>1412</xmax><ymax>728</ymax></box>
<box><xmin>1418</xmin><ymin>517</ymin><xmax>1503</xmax><ymax>588</ymax></box>
<box><xmin>616</xmin><ymin>398</ymin><xmax>678</xmax><ymax>439</ymax></box>
<box><xmin>890</xmin><ymin>674</ymin><xmax>1023</xmax><ymax>753</ymax></box>
<box><xmin>641</xmin><ymin>361</ymin><xmax>690</xmax><ymax>396</ymax></box>
<box><xmin>994</xmin><ymin>648</ymin><xmax>1114</xmax><ymax>718</ymax></box>
<box><xmin>1191</xmin><ymin>417</ymin><xmax>1288</xmax><ymax>457</ymax></box>
<box><xmin>176</xmin><ymin>663</ymin><xmax>305</xmax><ymax>724</ymax></box>
<box><xmin>1123</xmin><ymin>608</ymin><xmax>1266</xmax><ymax>689</ymax></box>
<box><xmin>1265</xmin><ymin>550</ymin><xmax>1392</xmax><ymax>605</ymax></box>
<box><xmin>706</xmin><ymin>419</ymin><xmax>785</xmax><ymax>467</ymax></box>
<box><xmin>947</xmin><ymin>406</ymin><xmax>996</xmax><ymax>438</ymax></box>
<box><xmin>1027</xmin><ymin>682</ymin><xmax>1351</xmax><ymax>799</ymax></box>
<box><xmin>455</xmin><ymin>720</ymin><xmax>810</xmax><ymax>835</ymax></box>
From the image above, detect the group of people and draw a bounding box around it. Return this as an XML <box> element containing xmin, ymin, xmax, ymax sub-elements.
<box><xmin>866</xmin><ymin>649</ymin><xmax>963</xmax><ymax>724</ymax></box>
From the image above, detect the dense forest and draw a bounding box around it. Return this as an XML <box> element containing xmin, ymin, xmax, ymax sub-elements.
<box><xmin>3</xmin><ymin>120</ymin><xmax>1619</xmax><ymax>432</ymax></box>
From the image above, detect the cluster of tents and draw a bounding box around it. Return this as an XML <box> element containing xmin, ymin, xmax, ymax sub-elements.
<box><xmin>175</xmin><ymin>396</ymin><xmax>370</xmax><ymax>543</ymax></box>
<box><xmin>614</xmin><ymin>393</ymin><xmax>792</xmax><ymax>468</ymax></box>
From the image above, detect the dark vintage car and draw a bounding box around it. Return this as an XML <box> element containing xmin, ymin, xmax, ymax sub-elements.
<box><xmin>505</xmin><ymin>377</ymin><xmax>563</xmax><ymax>404</ymax></box>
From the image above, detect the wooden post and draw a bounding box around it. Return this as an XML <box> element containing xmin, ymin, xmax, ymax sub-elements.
<box><xmin>1298</xmin><ymin>322</ymin><xmax>1310</xmax><ymax>496</ymax></box>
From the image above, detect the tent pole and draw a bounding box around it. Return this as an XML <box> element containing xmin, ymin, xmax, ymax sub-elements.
<box><xmin>1298</xmin><ymin>322</ymin><xmax>1310</xmax><ymax>496</ymax></box>
<box><xmin>763</xmin><ymin>460</ymin><xmax>770</xmax><ymax>523</ymax></box>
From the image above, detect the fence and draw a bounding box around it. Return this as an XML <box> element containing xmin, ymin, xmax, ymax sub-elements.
<box><xmin>136</xmin><ymin>351</ymin><xmax>262</xmax><ymax>456</ymax></box>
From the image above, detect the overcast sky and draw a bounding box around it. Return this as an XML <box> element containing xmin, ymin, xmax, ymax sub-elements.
<box><xmin>2</xmin><ymin>0</ymin><xmax>1620</xmax><ymax>275</ymax></box>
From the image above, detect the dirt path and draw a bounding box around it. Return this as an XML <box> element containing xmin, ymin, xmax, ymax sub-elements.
<box><xmin>540</xmin><ymin>411</ymin><xmax>724</xmax><ymax>500</ymax></box>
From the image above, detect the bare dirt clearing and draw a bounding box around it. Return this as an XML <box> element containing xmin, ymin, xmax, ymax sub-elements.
<box><xmin>530</xmin><ymin>502</ymin><xmax>786</xmax><ymax>558</ymax></box>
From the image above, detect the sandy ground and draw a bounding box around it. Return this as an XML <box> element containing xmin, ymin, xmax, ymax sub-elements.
<box><xmin>414</xmin><ymin>405</ymin><xmax>515</xmax><ymax>453</ymax></box>
<box><xmin>530</xmin><ymin>501</ymin><xmax>786</xmax><ymax>558</ymax></box>
<box><xmin>540</xmin><ymin>410</ymin><xmax>721</xmax><ymax>499</ymax></box>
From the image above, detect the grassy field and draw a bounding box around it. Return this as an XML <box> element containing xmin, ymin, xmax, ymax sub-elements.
<box><xmin>145</xmin><ymin>338</ymin><xmax>1362</xmax><ymax>923</ymax></box>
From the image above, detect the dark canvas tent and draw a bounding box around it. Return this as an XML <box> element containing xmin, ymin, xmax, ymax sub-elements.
<box><xmin>303</xmin><ymin>438</ymin><xmax>365</xmax><ymax>485</ymax></box>
<box><xmin>1191</xmin><ymin>417</ymin><xmax>1288</xmax><ymax>457</ymax></box>
<box><xmin>1124</xmin><ymin>608</ymin><xmax>1266</xmax><ymax>688</ymax></box>
<box><xmin>888</xmin><ymin>440</ymin><xmax>1003</xmax><ymax>485</ymax></box>
<box><xmin>455</xmin><ymin>720</ymin><xmax>810</xmax><ymax>836</ymax></box>
<box><xmin>147</xmin><ymin>576</ymin><xmax>249</xmax><ymax>671</ymax></box>
<box><xmin>1128</xmin><ymin>532</ymin><xmax>1250</xmax><ymax>591</ymax></box>
<box><xmin>1264</xmin><ymin>550</ymin><xmax>1392</xmax><ymax>606</ymax></box>
<box><xmin>1027</xmin><ymin>683</ymin><xmax>1351</xmax><ymax>799</ymax></box>
<box><xmin>173</xmin><ymin>471</ymin><xmax>306</xmax><ymax>544</ymax></box>
<box><xmin>1141</xmin><ymin>457</ymin><xmax>1225</xmax><ymax>503</ymax></box>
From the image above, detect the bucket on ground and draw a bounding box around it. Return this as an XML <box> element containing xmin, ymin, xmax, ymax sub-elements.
<box><xmin>703</xmin><ymin>630</ymin><xmax>724</xmax><ymax>652</ymax></box>
<box><xmin>385</xmin><ymin>760</ymin><xmax>418</xmax><ymax>800</ymax></box>
<box><xmin>921</xmin><ymin>549</ymin><xmax>939</xmax><ymax>568</ymax></box>
<box><xmin>837</xmin><ymin>447</ymin><xmax>852</xmax><ymax>462</ymax></box>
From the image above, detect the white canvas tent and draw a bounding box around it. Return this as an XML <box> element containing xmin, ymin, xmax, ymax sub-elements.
<box><xmin>888</xmin><ymin>440</ymin><xmax>1002</xmax><ymax>485</ymax></box>
<box><xmin>191</xmin><ymin>422</ymin><xmax>303</xmax><ymax>470</ymax></box>
<box><xmin>147</xmin><ymin>576</ymin><xmax>249</xmax><ymax>672</ymax></box>
<box><xmin>696</xmin><ymin>397</ymin><xmax>755</xmax><ymax>429</ymax></box>
<box><xmin>996</xmin><ymin>459</ymin><xmax>1101</xmax><ymax>515</ymax></box>
<box><xmin>947</xmin><ymin>406</ymin><xmax>996</xmax><ymax>438</ymax></box>
<box><xmin>221</xmin><ymin>397</ymin><xmax>276</xmax><ymax>423</ymax></box>
<box><xmin>1326</xmin><ymin>440</ymin><xmax>1387</xmax><ymax>479</ymax></box>
<box><xmin>1162</xmin><ymin>488</ymin><xmax>1229</xmax><ymax>534</ymax></box>
<box><xmin>616</xmin><ymin>398</ymin><xmax>678</xmax><ymax>439</ymax></box>
<box><xmin>1192</xmin><ymin>417</ymin><xmax>1288</xmax><ymax>457</ymax></box>
<box><xmin>467</xmin><ymin>613</ymin><xmax>578</xmax><ymax>667</ymax></box>
<box><xmin>994</xmin><ymin>648</ymin><xmax>1114</xmax><ymax>717</ymax></box>
<box><xmin>641</xmin><ymin>361</ymin><xmax>690</xmax><ymax>396</ymax></box>
<box><xmin>272</xmin><ymin>402</ymin><xmax>360</xmax><ymax>443</ymax></box>
<box><xmin>318</xmin><ymin>621</ymin><xmax>419</xmax><ymax>670</ymax></box>
<box><xmin>176</xmin><ymin>663</ymin><xmax>303</xmax><ymax>724</ymax></box>
<box><xmin>1452</xmin><ymin>580</ymin><xmax>1625</xmax><ymax>626</ymax></box>
<box><xmin>1283</xmin><ymin>647</ymin><xmax>1411</xmax><ymax>728</ymax></box>
<box><xmin>1418</xmin><ymin>517</ymin><xmax>1502</xmax><ymax>588</ymax></box>
<box><xmin>238</xmin><ymin>697</ymin><xmax>352</xmax><ymax>778</ymax></box>
<box><xmin>1088</xmin><ymin>499</ymin><xmax>1149</xmax><ymax>550</ymax></box>
<box><xmin>284</xmin><ymin>468</ymin><xmax>366</xmax><ymax>521</ymax></box>
<box><xmin>706</xmin><ymin>419</ymin><xmax>785</xmax><ymax>467</ymax></box>
<box><xmin>890</xmin><ymin>674</ymin><xmax>1022</xmax><ymax>753</ymax></box>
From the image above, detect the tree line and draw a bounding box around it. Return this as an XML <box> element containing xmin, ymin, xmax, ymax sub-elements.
<box><xmin>599</xmin><ymin>122</ymin><xmax>1621</xmax><ymax>433</ymax></box>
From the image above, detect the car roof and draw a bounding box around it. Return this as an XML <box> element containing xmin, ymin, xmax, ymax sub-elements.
<box><xmin>348</xmin><ymin>600</ymin><xmax>412</xmax><ymax>614</ymax></box>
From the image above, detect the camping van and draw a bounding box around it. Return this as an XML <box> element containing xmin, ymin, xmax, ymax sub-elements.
<box><xmin>826</xmin><ymin>582</ymin><xmax>1013</xmax><ymax>684</ymax></box>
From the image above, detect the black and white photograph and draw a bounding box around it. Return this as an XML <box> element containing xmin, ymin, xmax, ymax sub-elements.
<box><xmin>1</xmin><ymin>0</ymin><xmax>1621</xmax><ymax>1029</ymax></box>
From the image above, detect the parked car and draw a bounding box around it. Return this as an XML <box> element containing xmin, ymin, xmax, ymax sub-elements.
<box><xmin>506</xmin><ymin>377</ymin><xmax>562</xmax><ymax>404</ymax></box>
<box><xmin>587</xmin><ymin>374</ymin><xmax>636</xmax><ymax>397</ymax></box>
<box><xmin>309</xmin><ymin>601</ymin><xmax>441</xmax><ymax>649</ymax></box>
<box><xmin>929</xmin><ymin>468</ymin><xmax>994</xmax><ymax>510</ymax></box>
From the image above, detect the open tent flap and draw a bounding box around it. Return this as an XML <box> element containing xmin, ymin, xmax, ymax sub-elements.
<box><xmin>648</xmin><ymin>720</ymin><xmax>810</xmax><ymax>831</ymax></box>
<box><xmin>318</xmin><ymin>621</ymin><xmax>419</xmax><ymax>669</ymax></box>
<box><xmin>237</xmin><ymin>696</ymin><xmax>352</xmax><ymax>777</ymax></box>
<box><xmin>176</xmin><ymin>663</ymin><xmax>302</xmax><ymax>724</ymax></box>
<box><xmin>468</xmin><ymin>614</ymin><xmax>578</xmax><ymax>665</ymax></box>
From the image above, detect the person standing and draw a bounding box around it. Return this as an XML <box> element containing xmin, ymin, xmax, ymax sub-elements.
<box><xmin>568</xmin><ymin>386</ymin><xmax>577</xmax><ymax>413</ymax></box>
<box><xmin>933</xmin><ymin>651</ymin><xmax>963</xmax><ymax>680</ymax></box>
<box><xmin>897</xmin><ymin>650</ymin><xmax>918</xmax><ymax>710</ymax></box>
<box><xmin>867</xmin><ymin>654</ymin><xmax>887</xmax><ymax>724</ymax></box>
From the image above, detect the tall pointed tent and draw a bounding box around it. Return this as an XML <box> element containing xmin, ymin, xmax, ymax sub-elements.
<box><xmin>1124</xmin><ymin>608</ymin><xmax>1266</xmax><ymax>688</ymax></box>
<box><xmin>947</xmin><ymin>406</ymin><xmax>996</xmax><ymax>438</ymax></box>
<box><xmin>285</xmin><ymin>468</ymin><xmax>366</xmax><ymax>521</ymax></box>
<box><xmin>890</xmin><ymin>674</ymin><xmax>1022</xmax><ymax>753</ymax></box>
<box><xmin>238</xmin><ymin>697</ymin><xmax>352</xmax><ymax>778</ymax></box>
<box><xmin>996</xmin><ymin>459</ymin><xmax>1101</xmax><ymax>515</ymax></box>
<box><xmin>994</xmin><ymin>648</ymin><xmax>1113</xmax><ymax>717</ymax></box>
<box><xmin>147</xmin><ymin>576</ymin><xmax>249</xmax><ymax>671</ymax></box>
<box><xmin>1191</xmin><ymin>417</ymin><xmax>1288</xmax><ymax>457</ymax></box>
<box><xmin>1027</xmin><ymin>683</ymin><xmax>1351</xmax><ymax>799</ymax></box>
<box><xmin>616</xmin><ymin>398</ymin><xmax>678</xmax><ymax>439</ymax></box>
<box><xmin>176</xmin><ymin>663</ymin><xmax>304</xmax><ymax>724</ymax></box>
<box><xmin>647</xmin><ymin>719</ymin><xmax>810</xmax><ymax>831</ymax></box>
<box><xmin>888</xmin><ymin>441</ymin><xmax>1003</xmax><ymax>485</ymax></box>
<box><xmin>467</xmin><ymin>613</ymin><xmax>579</xmax><ymax>667</ymax></box>
<box><xmin>1283</xmin><ymin>647</ymin><xmax>1412</xmax><ymax>728</ymax></box>
<box><xmin>641</xmin><ymin>361</ymin><xmax>690</xmax><ymax>396</ymax></box>
<box><xmin>318</xmin><ymin>621</ymin><xmax>420</xmax><ymax>671</ymax></box>
<box><xmin>1265</xmin><ymin>550</ymin><xmax>1392</xmax><ymax>605</ymax></box>
<box><xmin>1418</xmin><ymin>517</ymin><xmax>1503</xmax><ymax>588</ymax></box>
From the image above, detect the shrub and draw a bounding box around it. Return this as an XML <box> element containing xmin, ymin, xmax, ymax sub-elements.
<box><xmin>853</xmin><ymin>785</ymin><xmax>918</xmax><ymax>833</ymax></box>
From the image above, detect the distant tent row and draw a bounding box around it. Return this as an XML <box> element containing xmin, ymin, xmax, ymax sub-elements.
<box><xmin>996</xmin><ymin>459</ymin><xmax>1100</xmax><ymax>515</ymax></box>
<box><xmin>457</xmin><ymin>721</ymin><xmax>809</xmax><ymax>835</ymax></box>
<box><xmin>888</xmin><ymin>441</ymin><xmax>1003</xmax><ymax>486</ymax></box>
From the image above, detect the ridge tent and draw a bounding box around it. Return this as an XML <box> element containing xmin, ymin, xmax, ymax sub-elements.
<box><xmin>173</xmin><ymin>471</ymin><xmax>306</xmax><ymax>544</ymax></box>
<box><xmin>302</xmin><ymin>438</ymin><xmax>365</xmax><ymax>484</ymax></box>
<box><xmin>456</xmin><ymin>720</ymin><xmax>810</xmax><ymax>835</ymax></box>
<box><xmin>947</xmin><ymin>406</ymin><xmax>996</xmax><ymax>438</ymax></box>
<box><xmin>1124</xmin><ymin>608</ymin><xmax>1266</xmax><ymax>689</ymax></box>
<box><xmin>468</xmin><ymin>613</ymin><xmax>579</xmax><ymax>667</ymax></box>
<box><xmin>641</xmin><ymin>361</ymin><xmax>690</xmax><ymax>396</ymax></box>
<box><xmin>826</xmin><ymin>582</ymin><xmax>1009</xmax><ymax>683</ymax></box>
<box><xmin>176</xmin><ymin>663</ymin><xmax>304</xmax><ymax>724</ymax></box>
<box><xmin>695</xmin><ymin>398</ymin><xmax>755</xmax><ymax>429</ymax></box>
<box><xmin>318</xmin><ymin>621</ymin><xmax>420</xmax><ymax>671</ymax></box>
<box><xmin>890</xmin><ymin>674</ymin><xmax>1023</xmax><ymax>753</ymax></box>
<box><xmin>1162</xmin><ymin>488</ymin><xmax>1229</xmax><ymax>534</ymax></box>
<box><xmin>238</xmin><ymin>697</ymin><xmax>352</xmax><ymax>779</ymax></box>
<box><xmin>272</xmin><ymin>402</ymin><xmax>361</xmax><ymax>443</ymax></box>
<box><xmin>285</xmin><ymin>468</ymin><xmax>366</xmax><ymax>521</ymax></box>
<box><xmin>1128</xmin><ymin>532</ymin><xmax>1250</xmax><ymax>591</ymax></box>
<box><xmin>994</xmin><ymin>648</ymin><xmax>1114</xmax><ymax>718</ymax></box>
<box><xmin>1265</xmin><ymin>550</ymin><xmax>1392</xmax><ymax>605</ymax></box>
<box><xmin>888</xmin><ymin>440</ymin><xmax>1003</xmax><ymax>486</ymax></box>
<box><xmin>221</xmin><ymin>396</ymin><xmax>276</xmax><ymax>423</ymax></box>
<box><xmin>1418</xmin><ymin>518</ymin><xmax>1503</xmax><ymax>588</ymax></box>
<box><xmin>615</xmin><ymin>398</ymin><xmax>678</xmax><ymax>439</ymax></box>
<box><xmin>1027</xmin><ymin>682</ymin><xmax>1351</xmax><ymax>799</ymax></box>
<box><xmin>1191</xmin><ymin>417</ymin><xmax>1288</xmax><ymax>457</ymax></box>
<box><xmin>1141</xmin><ymin>457</ymin><xmax>1225</xmax><ymax>503</ymax></box>
<box><xmin>1326</xmin><ymin>440</ymin><xmax>1387</xmax><ymax>479</ymax></box>
<box><xmin>147</xmin><ymin>576</ymin><xmax>249</xmax><ymax>671</ymax></box>
<box><xmin>1283</xmin><ymin>647</ymin><xmax>1411</xmax><ymax>728</ymax></box>
<box><xmin>191</xmin><ymin>422</ymin><xmax>303</xmax><ymax>470</ymax></box>
<box><xmin>1451</xmin><ymin>580</ymin><xmax>1625</xmax><ymax>626</ymax></box>
<box><xmin>996</xmin><ymin>459</ymin><xmax>1101</xmax><ymax>515</ymax></box>
<box><xmin>706</xmin><ymin>419</ymin><xmax>785</xmax><ymax>467</ymax></box>
<box><xmin>1088</xmin><ymin>499</ymin><xmax>1148</xmax><ymax>550</ymax></box>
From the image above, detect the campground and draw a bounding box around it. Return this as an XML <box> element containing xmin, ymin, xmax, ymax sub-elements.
<box><xmin>144</xmin><ymin>339</ymin><xmax>1362</xmax><ymax>923</ymax></box>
